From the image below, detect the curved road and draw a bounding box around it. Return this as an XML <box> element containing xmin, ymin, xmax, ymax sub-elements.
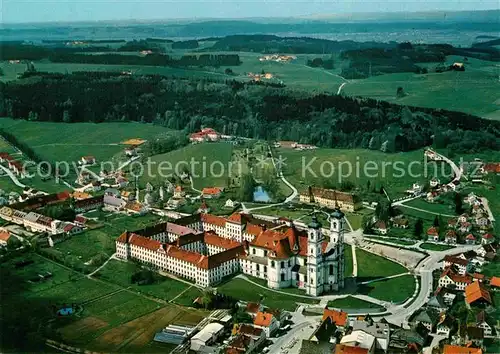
<box><xmin>0</xmin><ymin>164</ymin><xmax>26</xmax><ymax>188</ymax></box>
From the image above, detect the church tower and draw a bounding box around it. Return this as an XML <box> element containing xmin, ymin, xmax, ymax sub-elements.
<box><xmin>330</xmin><ymin>205</ymin><xmax>345</xmax><ymax>289</ymax></box>
<box><xmin>306</xmin><ymin>214</ymin><xmax>324</xmax><ymax>296</ymax></box>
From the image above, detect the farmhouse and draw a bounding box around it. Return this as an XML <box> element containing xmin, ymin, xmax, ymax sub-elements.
<box><xmin>202</xmin><ymin>187</ymin><xmax>223</xmax><ymax>199</ymax></box>
<box><xmin>438</xmin><ymin>268</ymin><xmax>472</xmax><ymax>291</ymax></box>
<box><xmin>443</xmin><ymin>255</ymin><xmax>469</xmax><ymax>275</ymax></box>
<box><xmin>427</xmin><ymin>227</ymin><xmax>439</xmax><ymax>242</ymax></box>
<box><xmin>299</xmin><ymin>187</ymin><xmax>361</xmax><ymax>212</ymax></box>
<box><xmin>465</xmin><ymin>282</ymin><xmax>492</xmax><ymax>306</ymax></box>
<box><xmin>189</xmin><ymin>128</ymin><xmax>220</xmax><ymax>142</ymax></box>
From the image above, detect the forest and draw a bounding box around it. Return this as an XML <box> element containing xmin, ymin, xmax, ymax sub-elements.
<box><xmin>0</xmin><ymin>72</ymin><xmax>499</xmax><ymax>154</ymax></box>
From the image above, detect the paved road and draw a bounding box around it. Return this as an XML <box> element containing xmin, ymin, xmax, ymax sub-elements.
<box><xmin>0</xmin><ymin>164</ymin><xmax>26</xmax><ymax>188</ymax></box>
<box><xmin>87</xmin><ymin>253</ymin><xmax>116</xmax><ymax>277</ymax></box>
<box><xmin>351</xmin><ymin>244</ymin><xmax>358</xmax><ymax>277</ymax></box>
<box><xmin>337</xmin><ymin>82</ymin><xmax>347</xmax><ymax>95</ymax></box>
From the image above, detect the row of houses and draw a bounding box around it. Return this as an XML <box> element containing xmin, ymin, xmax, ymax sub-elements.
<box><xmin>0</xmin><ymin>152</ymin><xmax>26</xmax><ymax>177</ymax></box>
<box><xmin>299</xmin><ymin>187</ymin><xmax>361</xmax><ymax>212</ymax></box>
<box><xmin>273</xmin><ymin>141</ymin><xmax>317</xmax><ymax>150</ymax></box>
<box><xmin>0</xmin><ymin>206</ymin><xmax>83</xmax><ymax>236</ymax></box>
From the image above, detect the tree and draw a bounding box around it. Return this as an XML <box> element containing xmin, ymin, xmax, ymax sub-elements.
<box><xmin>414</xmin><ymin>218</ymin><xmax>424</xmax><ymax>239</ymax></box>
<box><xmin>6</xmin><ymin>236</ymin><xmax>22</xmax><ymax>250</ymax></box>
<box><xmin>433</xmin><ymin>215</ymin><xmax>440</xmax><ymax>228</ymax></box>
<box><xmin>396</xmin><ymin>86</ymin><xmax>406</xmax><ymax>98</ymax></box>
<box><xmin>233</xmin><ymin>309</ymin><xmax>253</xmax><ymax>324</ymax></box>
<box><xmin>375</xmin><ymin>199</ymin><xmax>391</xmax><ymax>222</ymax></box>
<box><xmin>238</xmin><ymin>173</ymin><xmax>255</xmax><ymax>202</ymax></box>
<box><xmin>454</xmin><ymin>192</ymin><xmax>463</xmax><ymax>214</ymax></box>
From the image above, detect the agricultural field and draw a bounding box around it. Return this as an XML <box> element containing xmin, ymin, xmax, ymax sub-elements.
<box><xmin>343</xmin><ymin>57</ymin><xmax>500</xmax><ymax>119</ymax></box>
<box><xmin>327</xmin><ymin>296</ymin><xmax>385</xmax><ymax>311</ymax></box>
<box><xmin>48</xmin><ymin>213</ymin><xmax>162</xmax><ymax>272</ymax></box>
<box><xmin>0</xmin><ymin>118</ymin><xmax>179</xmax><ymax>164</ymax></box>
<box><xmin>1</xmin><ymin>253</ymin><xmax>206</xmax><ymax>352</ymax></box>
<box><xmin>140</xmin><ymin>142</ymin><xmax>234</xmax><ymax>190</ymax></box>
<box><xmin>94</xmin><ymin>259</ymin><xmax>202</xmax><ymax>306</ymax></box>
<box><xmin>355</xmin><ymin>248</ymin><xmax>409</xmax><ymax>280</ymax></box>
<box><xmin>279</xmin><ymin>147</ymin><xmax>453</xmax><ymax>199</ymax></box>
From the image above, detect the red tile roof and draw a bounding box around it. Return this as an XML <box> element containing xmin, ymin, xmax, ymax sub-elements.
<box><xmin>443</xmin><ymin>345</ymin><xmax>482</xmax><ymax>354</ymax></box>
<box><xmin>254</xmin><ymin>312</ymin><xmax>274</xmax><ymax>327</ymax></box>
<box><xmin>322</xmin><ymin>308</ymin><xmax>348</xmax><ymax>327</ymax></box>
<box><xmin>427</xmin><ymin>227</ymin><xmax>439</xmax><ymax>236</ymax></box>
<box><xmin>483</xmin><ymin>163</ymin><xmax>500</xmax><ymax>173</ymax></box>
<box><xmin>466</xmin><ymin>234</ymin><xmax>476</xmax><ymax>240</ymax></box>
<box><xmin>335</xmin><ymin>345</ymin><xmax>369</xmax><ymax>354</ymax></box>
<box><xmin>245</xmin><ymin>302</ymin><xmax>261</xmax><ymax>314</ymax></box>
<box><xmin>490</xmin><ymin>276</ymin><xmax>500</xmax><ymax>288</ymax></box>
<box><xmin>444</xmin><ymin>255</ymin><xmax>469</xmax><ymax>266</ymax></box>
<box><xmin>441</xmin><ymin>268</ymin><xmax>472</xmax><ymax>284</ymax></box>
<box><xmin>227</xmin><ymin>212</ymin><xmax>244</xmax><ymax>224</ymax></box>
<box><xmin>246</xmin><ymin>223</ymin><xmax>264</xmax><ymax>236</ymax></box>
<box><xmin>0</xmin><ymin>231</ymin><xmax>11</xmax><ymax>242</ymax></box>
<box><xmin>204</xmin><ymin>231</ymin><xmax>241</xmax><ymax>249</ymax></box>
<box><xmin>465</xmin><ymin>282</ymin><xmax>492</xmax><ymax>305</ymax></box>
<box><xmin>482</xmin><ymin>233</ymin><xmax>494</xmax><ymax>239</ymax></box>
<box><xmin>202</xmin><ymin>187</ymin><xmax>222</xmax><ymax>195</ymax></box>
<box><xmin>201</xmin><ymin>213</ymin><xmax>227</xmax><ymax>227</ymax></box>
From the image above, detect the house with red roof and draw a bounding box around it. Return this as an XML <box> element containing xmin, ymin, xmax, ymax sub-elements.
<box><xmin>253</xmin><ymin>312</ymin><xmax>279</xmax><ymax>336</ymax></box>
<box><xmin>481</xmin><ymin>233</ymin><xmax>495</xmax><ymax>245</ymax></box>
<box><xmin>438</xmin><ymin>268</ymin><xmax>472</xmax><ymax>291</ymax></box>
<box><xmin>0</xmin><ymin>230</ymin><xmax>12</xmax><ymax>246</ymax></box>
<box><xmin>490</xmin><ymin>276</ymin><xmax>500</xmax><ymax>288</ymax></box>
<box><xmin>465</xmin><ymin>282</ymin><xmax>491</xmax><ymax>305</ymax></box>
<box><xmin>445</xmin><ymin>230</ymin><xmax>457</xmax><ymax>245</ymax></box>
<box><xmin>202</xmin><ymin>187</ymin><xmax>223</xmax><ymax>199</ymax></box>
<box><xmin>465</xmin><ymin>234</ymin><xmax>476</xmax><ymax>245</ymax></box>
<box><xmin>427</xmin><ymin>227</ymin><xmax>439</xmax><ymax>242</ymax></box>
<box><xmin>189</xmin><ymin>128</ymin><xmax>220</xmax><ymax>143</ymax></box>
<box><xmin>373</xmin><ymin>220</ymin><xmax>388</xmax><ymax>235</ymax></box>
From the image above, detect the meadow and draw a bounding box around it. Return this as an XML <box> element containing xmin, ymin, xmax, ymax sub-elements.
<box><xmin>0</xmin><ymin>118</ymin><xmax>179</xmax><ymax>164</ymax></box>
<box><xmin>1</xmin><ymin>252</ymin><xmax>206</xmax><ymax>352</ymax></box>
<box><xmin>278</xmin><ymin>147</ymin><xmax>453</xmax><ymax>199</ymax></box>
<box><xmin>355</xmin><ymin>248</ymin><xmax>408</xmax><ymax>280</ymax></box>
<box><xmin>140</xmin><ymin>142</ymin><xmax>234</xmax><ymax>189</ymax></box>
<box><xmin>343</xmin><ymin>56</ymin><xmax>500</xmax><ymax>120</ymax></box>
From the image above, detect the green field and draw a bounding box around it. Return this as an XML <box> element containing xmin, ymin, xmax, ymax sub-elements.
<box><xmin>217</xmin><ymin>278</ymin><xmax>320</xmax><ymax>311</ymax></box>
<box><xmin>365</xmin><ymin>237</ymin><xmax>416</xmax><ymax>246</ymax></box>
<box><xmin>344</xmin><ymin>244</ymin><xmax>354</xmax><ymax>277</ymax></box>
<box><xmin>355</xmin><ymin>248</ymin><xmax>408</xmax><ymax>280</ymax></box>
<box><xmin>0</xmin><ymin>118</ymin><xmax>178</xmax><ymax>164</ymax></box>
<box><xmin>0</xmin><ymin>253</ymin><xmax>206</xmax><ymax>352</ymax></box>
<box><xmin>279</xmin><ymin>147</ymin><xmax>454</xmax><ymax>199</ymax></box>
<box><xmin>94</xmin><ymin>259</ymin><xmax>202</xmax><ymax>305</ymax></box>
<box><xmin>419</xmin><ymin>243</ymin><xmax>455</xmax><ymax>251</ymax></box>
<box><xmin>343</xmin><ymin>58</ymin><xmax>500</xmax><ymax>119</ymax></box>
<box><xmin>140</xmin><ymin>142</ymin><xmax>234</xmax><ymax>189</ymax></box>
<box><xmin>49</xmin><ymin>214</ymin><xmax>162</xmax><ymax>272</ymax></box>
<box><xmin>358</xmin><ymin>274</ymin><xmax>416</xmax><ymax>303</ymax></box>
<box><xmin>327</xmin><ymin>296</ymin><xmax>385</xmax><ymax>311</ymax></box>
<box><xmin>402</xmin><ymin>198</ymin><xmax>457</xmax><ymax>216</ymax></box>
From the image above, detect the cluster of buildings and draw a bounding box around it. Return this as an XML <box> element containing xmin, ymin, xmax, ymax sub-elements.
<box><xmin>372</xmin><ymin>215</ymin><xmax>409</xmax><ymax>235</ymax></box>
<box><xmin>299</xmin><ymin>187</ymin><xmax>361</xmax><ymax>212</ymax></box>
<box><xmin>273</xmin><ymin>141</ymin><xmax>317</xmax><ymax>151</ymax></box>
<box><xmin>0</xmin><ymin>152</ymin><xmax>26</xmax><ymax>177</ymax></box>
<box><xmin>247</xmin><ymin>72</ymin><xmax>274</xmax><ymax>81</ymax></box>
<box><xmin>0</xmin><ymin>191</ymin><xmax>84</xmax><ymax>245</ymax></box>
<box><xmin>190</xmin><ymin>128</ymin><xmax>233</xmax><ymax>143</ymax></box>
<box><xmin>405</xmin><ymin>246</ymin><xmax>500</xmax><ymax>352</ymax></box>
<box><xmin>258</xmin><ymin>55</ymin><xmax>296</xmax><ymax>62</ymax></box>
<box><xmin>116</xmin><ymin>207</ymin><xmax>346</xmax><ymax>296</ymax></box>
<box><xmin>297</xmin><ymin>310</ymin><xmax>432</xmax><ymax>354</ymax></box>
<box><xmin>426</xmin><ymin>193</ymin><xmax>495</xmax><ymax>245</ymax></box>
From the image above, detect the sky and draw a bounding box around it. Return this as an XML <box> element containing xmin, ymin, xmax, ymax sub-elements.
<box><xmin>1</xmin><ymin>0</ymin><xmax>498</xmax><ymax>24</ymax></box>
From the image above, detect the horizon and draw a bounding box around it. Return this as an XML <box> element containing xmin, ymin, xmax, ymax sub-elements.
<box><xmin>2</xmin><ymin>0</ymin><xmax>499</xmax><ymax>24</ymax></box>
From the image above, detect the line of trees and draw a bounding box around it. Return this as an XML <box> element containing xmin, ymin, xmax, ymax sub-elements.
<box><xmin>1</xmin><ymin>73</ymin><xmax>499</xmax><ymax>154</ymax></box>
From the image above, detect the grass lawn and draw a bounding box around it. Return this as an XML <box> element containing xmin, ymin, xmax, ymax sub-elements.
<box><xmin>0</xmin><ymin>176</ymin><xmax>24</xmax><ymax>194</ymax></box>
<box><xmin>402</xmin><ymin>198</ymin><xmax>457</xmax><ymax>216</ymax></box>
<box><xmin>419</xmin><ymin>243</ymin><xmax>455</xmax><ymax>251</ymax></box>
<box><xmin>356</xmin><ymin>248</ymin><xmax>408</xmax><ymax>280</ymax></box>
<box><xmin>0</xmin><ymin>118</ymin><xmax>179</xmax><ymax>164</ymax></box>
<box><xmin>345</xmin><ymin>213</ymin><xmax>364</xmax><ymax>231</ymax></box>
<box><xmin>0</xmin><ymin>139</ymin><xmax>17</xmax><ymax>153</ymax></box>
<box><xmin>217</xmin><ymin>278</ymin><xmax>320</xmax><ymax>311</ymax></box>
<box><xmin>278</xmin><ymin>147</ymin><xmax>454</xmax><ymax>199</ymax></box>
<box><xmin>358</xmin><ymin>275</ymin><xmax>416</xmax><ymax>303</ymax></box>
<box><xmin>327</xmin><ymin>296</ymin><xmax>385</xmax><ymax>311</ymax></box>
<box><xmin>344</xmin><ymin>244</ymin><xmax>354</xmax><ymax>277</ymax></box>
<box><xmin>140</xmin><ymin>142</ymin><xmax>234</xmax><ymax>189</ymax></box>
